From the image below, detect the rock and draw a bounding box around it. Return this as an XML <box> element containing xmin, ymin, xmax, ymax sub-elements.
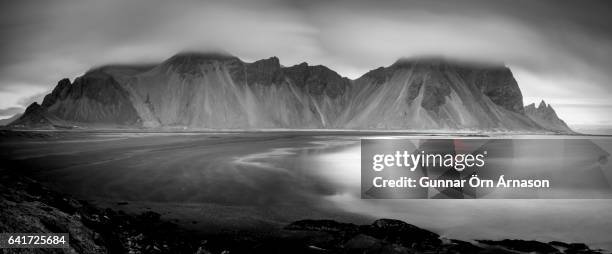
<box><xmin>285</xmin><ymin>219</ymin><xmax>359</xmax><ymax>234</ymax></box>
<box><xmin>549</xmin><ymin>241</ymin><xmax>602</xmax><ymax>254</ymax></box>
<box><xmin>0</xmin><ymin>172</ymin><xmax>201</xmax><ymax>254</ymax></box>
<box><xmin>446</xmin><ymin>239</ymin><xmax>484</xmax><ymax>253</ymax></box>
<box><xmin>0</xmin><ymin>173</ymin><xmax>107</xmax><ymax>253</ymax></box>
<box><xmin>478</xmin><ymin>239</ymin><xmax>560</xmax><ymax>253</ymax></box>
<box><xmin>343</xmin><ymin>234</ymin><xmax>384</xmax><ymax>250</ymax></box>
<box><xmin>284</xmin><ymin>218</ymin><xmax>444</xmax><ymax>253</ymax></box>
<box><xmin>363</xmin><ymin>218</ymin><xmax>442</xmax><ymax>249</ymax></box>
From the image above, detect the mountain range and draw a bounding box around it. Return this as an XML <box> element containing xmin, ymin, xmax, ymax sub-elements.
<box><xmin>9</xmin><ymin>52</ymin><xmax>572</xmax><ymax>133</ymax></box>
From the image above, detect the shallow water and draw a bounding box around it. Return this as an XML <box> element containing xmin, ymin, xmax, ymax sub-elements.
<box><xmin>2</xmin><ymin>132</ymin><xmax>611</xmax><ymax>249</ymax></box>
<box><xmin>234</xmin><ymin>134</ymin><xmax>612</xmax><ymax>249</ymax></box>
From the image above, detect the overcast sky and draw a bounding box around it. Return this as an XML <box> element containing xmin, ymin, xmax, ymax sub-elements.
<box><xmin>0</xmin><ymin>0</ymin><xmax>611</xmax><ymax>125</ymax></box>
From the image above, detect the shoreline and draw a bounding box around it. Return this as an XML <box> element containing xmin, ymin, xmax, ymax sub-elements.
<box><xmin>3</xmin><ymin>128</ymin><xmax>611</xmax><ymax>139</ymax></box>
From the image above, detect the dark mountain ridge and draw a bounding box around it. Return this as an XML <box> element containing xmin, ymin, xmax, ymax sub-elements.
<box><xmin>11</xmin><ymin>52</ymin><xmax>572</xmax><ymax>133</ymax></box>
<box><xmin>525</xmin><ymin>100</ymin><xmax>572</xmax><ymax>133</ymax></box>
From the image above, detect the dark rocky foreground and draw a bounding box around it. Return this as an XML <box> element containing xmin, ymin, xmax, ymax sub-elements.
<box><xmin>0</xmin><ymin>172</ymin><xmax>607</xmax><ymax>254</ymax></box>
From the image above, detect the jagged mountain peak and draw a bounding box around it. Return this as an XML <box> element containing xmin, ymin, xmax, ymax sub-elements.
<box><xmin>24</xmin><ymin>102</ymin><xmax>42</xmax><ymax>114</ymax></box>
<box><xmin>527</xmin><ymin>100</ymin><xmax>557</xmax><ymax>115</ymax></box>
<box><xmin>10</xmin><ymin>102</ymin><xmax>60</xmax><ymax>128</ymax></box>
<box><xmin>283</xmin><ymin>63</ymin><xmax>351</xmax><ymax>98</ymax></box>
<box><xmin>41</xmin><ymin>78</ymin><xmax>71</xmax><ymax>107</ymax></box>
<box><xmin>525</xmin><ymin>100</ymin><xmax>572</xmax><ymax>133</ymax></box>
<box><xmin>285</xmin><ymin>62</ymin><xmax>347</xmax><ymax>78</ymax></box>
<box><xmin>251</xmin><ymin>56</ymin><xmax>281</xmax><ymax>66</ymax></box>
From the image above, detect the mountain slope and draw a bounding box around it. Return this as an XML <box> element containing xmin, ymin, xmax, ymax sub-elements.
<box><xmin>11</xmin><ymin>52</ymin><xmax>571</xmax><ymax>132</ymax></box>
<box><xmin>10</xmin><ymin>103</ymin><xmax>63</xmax><ymax>128</ymax></box>
<box><xmin>336</xmin><ymin>58</ymin><xmax>540</xmax><ymax>130</ymax></box>
<box><xmin>525</xmin><ymin>100</ymin><xmax>573</xmax><ymax>133</ymax></box>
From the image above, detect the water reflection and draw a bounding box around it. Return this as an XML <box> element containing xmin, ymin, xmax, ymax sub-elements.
<box><xmin>283</xmin><ymin>136</ymin><xmax>612</xmax><ymax>249</ymax></box>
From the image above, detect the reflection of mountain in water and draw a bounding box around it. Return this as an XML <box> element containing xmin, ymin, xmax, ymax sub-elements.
<box><xmin>12</xmin><ymin>52</ymin><xmax>571</xmax><ymax>132</ymax></box>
